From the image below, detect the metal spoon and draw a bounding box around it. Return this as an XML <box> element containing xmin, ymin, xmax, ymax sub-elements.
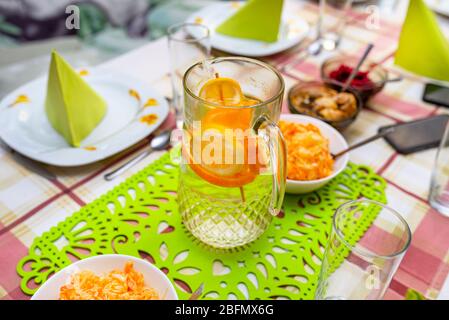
<box><xmin>332</xmin><ymin>127</ymin><xmax>395</xmax><ymax>160</ymax></box>
<box><xmin>375</xmin><ymin>76</ymin><xmax>403</xmax><ymax>85</ymax></box>
<box><xmin>104</xmin><ymin>130</ymin><xmax>172</xmax><ymax>181</ymax></box>
<box><xmin>281</xmin><ymin>40</ymin><xmax>322</xmax><ymax>72</ymax></box>
<box><xmin>342</xmin><ymin>43</ymin><xmax>374</xmax><ymax>92</ymax></box>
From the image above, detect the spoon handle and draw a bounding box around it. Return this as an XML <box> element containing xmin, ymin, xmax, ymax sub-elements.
<box><xmin>342</xmin><ymin>43</ymin><xmax>374</xmax><ymax>92</ymax></box>
<box><xmin>104</xmin><ymin>147</ymin><xmax>154</xmax><ymax>181</ymax></box>
<box><xmin>384</xmin><ymin>76</ymin><xmax>403</xmax><ymax>84</ymax></box>
<box><xmin>281</xmin><ymin>40</ymin><xmax>321</xmax><ymax>72</ymax></box>
<box><xmin>333</xmin><ymin>127</ymin><xmax>395</xmax><ymax>159</ymax></box>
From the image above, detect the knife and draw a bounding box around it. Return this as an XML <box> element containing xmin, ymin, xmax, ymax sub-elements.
<box><xmin>0</xmin><ymin>141</ymin><xmax>56</xmax><ymax>180</ymax></box>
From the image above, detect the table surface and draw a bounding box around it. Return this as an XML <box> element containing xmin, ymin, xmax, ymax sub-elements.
<box><xmin>1</xmin><ymin>0</ymin><xmax>449</xmax><ymax>300</ymax></box>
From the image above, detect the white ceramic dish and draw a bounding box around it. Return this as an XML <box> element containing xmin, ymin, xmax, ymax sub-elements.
<box><xmin>0</xmin><ymin>69</ymin><xmax>169</xmax><ymax>167</ymax></box>
<box><xmin>31</xmin><ymin>254</ymin><xmax>178</xmax><ymax>300</ymax></box>
<box><xmin>186</xmin><ymin>2</ymin><xmax>309</xmax><ymax>57</ymax></box>
<box><xmin>426</xmin><ymin>0</ymin><xmax>449</xmax><ymax>17</ymax></box>
<box><xmin>281</xmin><ymin>114</ymin><xmax>349</xmax><ymax>194</ymax></box>
<box><xmin>389</xmin><ymin>63</ymin><xmax>449</xmax><ymax>88</ymax></box>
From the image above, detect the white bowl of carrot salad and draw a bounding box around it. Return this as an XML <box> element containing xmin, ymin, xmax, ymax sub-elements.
<box><xmin>32</xmin><ymin>254</ymin><xmax>178</xmax><ymax>300</ymax></box>
<box><xmin>280</xmin><ymin>114</ymin><xmax>349</xmax><ymax>194</ymax></box>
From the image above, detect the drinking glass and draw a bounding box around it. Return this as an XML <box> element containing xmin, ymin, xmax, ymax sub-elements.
<box><xmin>167</xmin><ymin>23</ymin><xmax>211</xmax><ymax>127</ymax></box>
<box><xmin>429</xmin><ymin>121</ymin><xmax>449</xmax><ymax>217</ymax></box>
<box><xmin>318</xmin><ymin>0</ymin><xmax>353</xmax><ymax>51</ymax></box>
<box><xmin>179</xmin><ymin>57</ymin><xmax>286</xmax><ymax>249</ymax></box>
<box><xmin>316</xmin><ymin>200</ymin><xmax>411</xmax><ymax>300</ymax></box>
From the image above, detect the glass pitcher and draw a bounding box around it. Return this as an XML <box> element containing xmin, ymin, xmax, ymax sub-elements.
<box><xmin>178</xmin><ymin>57</ymin><xmax>286</xmax><ymax>249</ymax></box>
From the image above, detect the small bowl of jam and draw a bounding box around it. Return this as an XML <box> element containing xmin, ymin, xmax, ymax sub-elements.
<box><xmin>321</xmin><ymin>55</ymin><xmax>388</xmax><ymax>102</ymax></box>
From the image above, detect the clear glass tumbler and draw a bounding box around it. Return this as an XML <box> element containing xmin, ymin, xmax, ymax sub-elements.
<box><xmin>167</xmin><ymin>23</ymin><xmax>211</xmax><ymax>127</ymax></box>
<box><xmin>318</xmin><ymin>0</ymin><xmax>353</xmax><ymax>51</ymax></box>
<box><xmin>316</xmin><ymin>200</ymin><xmax>411</xmax><ymax>300</ymax></box>
<box><xmin>429</xmin><ymin>121</ymin><xmax>449</xmax><ymax>217</ymax></box>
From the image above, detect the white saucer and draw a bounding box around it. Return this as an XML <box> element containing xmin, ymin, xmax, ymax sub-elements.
<box><xmin>0</xmin><ymin>69</ymin><xmax>169</xmax><ymax>167</ymax></box>
<box><xmin>186</xmin><ymin>2</ymin><xmax>310</xmax><ymax>57</ymax></box>
<box><xmin>426</xmin><ymin>0</ymin><xmax>449</xmax><ymax>17</ymax></box>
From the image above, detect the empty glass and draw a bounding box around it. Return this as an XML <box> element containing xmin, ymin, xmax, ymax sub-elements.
<box><xmin>429</xmin><ymin>121</ymin><xmax>449</xmax><ymax>217</ymax></box>
<box><xmin>316</xmin><ymin>200</ymin><xmax>411</xmax><ymax>300</ymax></box>
<box><xmin>318</xmin><ymin>0</ymin><xmax>353</xmax><ymax>51</ymax></box>
<box><xmin>167</xmin><ymin>23</ymin><xmax>211</xmax><ymax>127</ymax></box>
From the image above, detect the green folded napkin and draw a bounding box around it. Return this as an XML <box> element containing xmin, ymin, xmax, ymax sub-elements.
<box><xmin>395</xmin><ymin>0</ymin><xmax>449</xmax><ymax>82</ymax></box>
<box><xmin>45</xmin><ymin>51</ymin><xmax>107</xmax><ymax>147</ymax></box>
<box><xmin>215</xmin><ymin>0</ymin><xmax>283</xmax><ymax>43</ymax></box>
<box><xmin>405</xmin><ymin>289</ymin><xmax>426</xmax><ymax>300</ymax></box>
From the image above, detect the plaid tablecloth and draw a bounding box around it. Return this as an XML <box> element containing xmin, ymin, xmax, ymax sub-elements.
<box><xmin>1</xmin><ymin>0</ymin><xmax>449</xmax><ymax>300</ymax></box>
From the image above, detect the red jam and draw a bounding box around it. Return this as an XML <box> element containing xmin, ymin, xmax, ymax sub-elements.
<box><xmin>329</xmin><ymin>64</ymin><xmax>375</xmax><ymax>89</ymax></box>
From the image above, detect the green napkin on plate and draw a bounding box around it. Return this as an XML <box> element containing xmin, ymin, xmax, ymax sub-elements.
<box><xmin>395</xmin><ymin>0</ymin><xmax>449</xmax><ymax>82</ymax></box>
<box><xmin>215</xmin><ymin>0</ymin><xmax>284</xmax><ymax>43</ymax></box>
<box><xmin>45</xmin><ymin>51</ymin><xmax>107</xmax><ymax>147</ymax></box>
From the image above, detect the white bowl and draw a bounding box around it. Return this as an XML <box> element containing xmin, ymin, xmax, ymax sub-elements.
<box><xmin>31</xmin><ymin>254</ymin><xmax>178</xmax><ymax>300</ymax></box>
<box><xmin>280</xmin><ymin>114</ymin><xmax>349</xmax><ymax>195</ymax></box>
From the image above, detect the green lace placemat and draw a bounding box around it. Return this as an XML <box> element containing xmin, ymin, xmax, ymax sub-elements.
<box><xmin>17</xmin><ymin>152</ymin><xmax>386</xmax><ymax>299</ymax></box>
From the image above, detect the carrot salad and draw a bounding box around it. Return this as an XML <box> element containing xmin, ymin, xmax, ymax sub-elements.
<box><xmin>279</xmin><ymin>121</ymin><xmax>334</xmax><ymax>181</ymax></box>
<box><xmin>59</xmin><ymin>262</ymin><xmax>160</xmax><ymax>300</ymax></box>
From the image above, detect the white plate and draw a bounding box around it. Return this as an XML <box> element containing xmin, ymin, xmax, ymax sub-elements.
<box><xmin>186</xmin><ymin>2</ymin><xmax>309</xmax><ymax>57</ymax></box>
<box><xmin>0</xmin><ymin>69</ymin><xmax>169</xmax><ymax>167</ymax></box>
<box><xmin>426</xmin><ymin>0</ymin><xmax>449</xmax><ymax>17</ymax></box>
<box><xmin>31</xmin><ymin>254</ymin><xmax>178</xmax><ymax>300</ymax></box>
<box><xmin>390</xmin><ymin>63</ymin><xmax>449</xmax><ymax>87</ymax></box>
<box><xmin>281</xmin><ymin>114</ymin><xmax>349</xmax><ymax>195</ymax></box>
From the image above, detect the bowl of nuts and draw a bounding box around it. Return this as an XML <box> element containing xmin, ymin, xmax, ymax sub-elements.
<box><xmin>287</xmin><ymin>81</ymin><xmax>362</xmax><ymax>130</ymax></box>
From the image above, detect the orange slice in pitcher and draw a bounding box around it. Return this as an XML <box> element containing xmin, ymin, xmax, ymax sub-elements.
<box><xmin>186</xmin><ymin>77</ymin><xmax>265</xmax><ymax>188</ymax></box>
<box><xmin>199</xmin><ymin>77</ymin><xmax>243</xmax><ymax>106</ymax></box>
<box><xmin>187</xmin><ymin>133</ymin><xmax>258</xmax><ymax>188</ymax></box>
<box><xmin>199</xmin><ymin>77</ymin><xmax>258</xmax><ymax>129</ymax></box>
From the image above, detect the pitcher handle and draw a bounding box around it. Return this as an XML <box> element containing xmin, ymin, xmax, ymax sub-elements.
<box><xmin>254</xmin><ymin>115</ymin><xmax>287</xmax><ymax>216</ymax></box>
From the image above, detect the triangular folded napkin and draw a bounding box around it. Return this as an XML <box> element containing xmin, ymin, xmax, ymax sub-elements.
<box><xmin>45</xmin><ymin>51</ymin><xmax>107</xmax><ymax>147</ymax></box>
<box><xmin>216</xmin><ymin>0</ymin><xmax>284</xmax><ymax>43</ymax></box>
<box><xmin>395</xmin><ymin>0</ymin><xmax>449</xmax><ymax>82</ymax></box>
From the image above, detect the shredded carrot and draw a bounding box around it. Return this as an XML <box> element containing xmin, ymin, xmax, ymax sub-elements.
<box><xmin>279</xmin><ymin>121</ymin><xmax>334</xmax><ymax>181</ymax></box>
<box><xmin>59</xmin><ymin>262</ymin><xmax>160</xmax><ymax>300</ymax></box>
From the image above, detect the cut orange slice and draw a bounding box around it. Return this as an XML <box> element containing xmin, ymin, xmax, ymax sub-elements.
<box><xmin>199</xmin><ymin>78</ymin><xmax>259</xmax><ymax>130</ymax></box>
<box><xmin>202</xmin><ymin>108</ymin><xmax>252</xmax><ymax>131</ymax></box>
<box><xmin>199</xmin><ymin>78</ymin><xmax>243</xmax><ymax>106</ymax></box>
<box><xmin>184</xmin><ymin>135</ymin><xmax>259</xmax><ymax>188</ymax></box>
<box><xmin>190</xmin><ymin>162</ymin><xmax>258</xmax><ymax>188</ymax></box>
<box><xmin>187</xmin><ymin>77</ymin><xmax>265</xmax><ymax>188</ymax></box>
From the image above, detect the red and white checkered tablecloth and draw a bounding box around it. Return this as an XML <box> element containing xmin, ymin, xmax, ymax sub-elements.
<box><xmin>1</xmin><ymin>1</ymin><xmax>449</xmax><ymax>300</ymax></box>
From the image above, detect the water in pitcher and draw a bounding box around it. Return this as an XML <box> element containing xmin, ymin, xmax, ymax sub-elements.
<box><xmin>179</xmin><ymin>162</ymin><xmax>273</xmax><ymax>248</ymax></box>
<box><xmin>179</xmin><ymin>92</ymin><xmax>274</xmax><ymax>248</ymax></box>
<box><xmin>179</xmin><ymin>57</ymin><xmax>286</xmax><ymax>249</ymax></box>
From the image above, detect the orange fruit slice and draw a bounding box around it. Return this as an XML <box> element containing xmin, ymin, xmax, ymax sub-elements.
<box><xmin>199</xmin><ymin>78</ymin><xmax>243</xmax><ymax>106</ymax></box>
<box><xmin>190</xmin><ymin>162</ymin><xmax>258</xmax><ymax>188</ymax></box>
<box><xmin>186</xmin><ymin>139</ymin><xmax>257</xmax><ymax>188</ymax></box>
<box><xmin>187</xmin><ymin>77</ymin><xmax>265</xmax><ymax>188</ymax></box>
<box><xmin>202</xmin><ymin>108</ymin><xmax>252</xmax><ymax>131</ymax></box>
<box><xmin>199</xmin><ymin>78</ymin><xmax>259</xmax><ymax>130</ymax></box>
<box><xmin>184</xmin><ymin>131</ymin><xmax>263</xmax><ymax>188</ymax></box>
